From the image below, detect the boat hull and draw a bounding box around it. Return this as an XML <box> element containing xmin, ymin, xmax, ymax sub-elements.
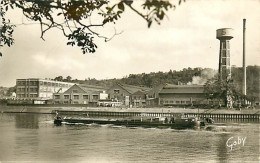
<box><xmin>62</xmin><ymin>117</ymin><xmax>201</xmax><ymax>129</ymax></box>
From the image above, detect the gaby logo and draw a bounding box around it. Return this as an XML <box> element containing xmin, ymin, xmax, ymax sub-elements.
<box><xmin>226</xmin><ymin>136</ymin><xmax>246</xmax><ymax>151</ymax></box>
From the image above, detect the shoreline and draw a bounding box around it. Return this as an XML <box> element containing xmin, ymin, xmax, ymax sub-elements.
<box><xmin>1</xmin><ymin>105</ymin><xmax>259</xmax><ymax>115</ymax></box>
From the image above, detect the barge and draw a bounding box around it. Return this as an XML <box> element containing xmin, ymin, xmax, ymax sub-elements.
<box><xmin>54</xmin><ymin>116</ymin><xmax>204</xmax><ymax>129</ymax></box>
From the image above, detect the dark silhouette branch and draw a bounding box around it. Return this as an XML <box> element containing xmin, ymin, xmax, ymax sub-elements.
<box><xmin>0</xmin><ymin>0</ymin><xmax>181</xmax><ymax>55</ymax></box>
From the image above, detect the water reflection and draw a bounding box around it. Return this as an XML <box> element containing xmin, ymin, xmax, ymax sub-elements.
<box><xmin>216</xmin><ymin>134</ymin><xmax>229</xmax><ymax>162</ymax></box>
<box><xmin>15</xmin><ymin>114</ymin><xmax>39</xmax><ymax>129</ymax></box>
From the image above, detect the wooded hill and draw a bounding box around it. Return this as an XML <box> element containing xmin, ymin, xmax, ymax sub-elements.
<box><xmin>66</xmin><ymin>66</ymin><xmax>259</xmax><ymax>101</ymax></box>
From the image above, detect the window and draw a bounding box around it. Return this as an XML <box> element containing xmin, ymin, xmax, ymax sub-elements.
<box><xmin>73</xmin><ymin>101</ymin><xmax>79</xmax><ymax>104</ymax></box>
<box><xmin>164</xmin><ymin>100</ymin><xmax>168</xmax><ymax>104</ymax></box>
<box><xmin>186</xmin><ymin>101</ymin><xmax>191</xmax><ymax>104</ymax></box>
<box><xmin>222</xmin><ymin>41</ymin><xmax>226</xmax><ymax>49</ymax></box>
<box><xmin>181</xmin><ymin>101</ymin><xmax>185</xmax><ymax>104</ymax></box>
<box><xmin>83</xmin><ymin>95</ymin><xmax>89</xmax><ymax>100</ymax></box>
<box><xmin>176</xmin><ymin>101</ymin><xmax>180</xmax><ymax>104</ymax></box>
<box><xmin>169</xmin><ymin>100</ymin><xmax>174</xmax><ymax>104</ymax></box>
<box><xmin>114</xmin><ymin>89</ymin><xmax>120</xmax><ymax>94</ymax></box>
<box><xmin>64</xmin><ymin>95</ymin><xmax>70</xmax><ymax>99</ymax></box>
<box><xmin>64</xmin><ymin>101</ymin><xmax>69</xmax><ymax>104</ymax></box>
<box><xmin>54</xmin><ymin>95</ymin><xmax>60</xmax><ymax>99</ymax></box>
<box><xmin>73</xmin><ymin>95</ymin><xmax>79</xmax><ymax>99</ymax></box>
<box><xmin>93</xmin><ymin>95</ymin><xmax>99</xmax><ymax>100</ymax></box>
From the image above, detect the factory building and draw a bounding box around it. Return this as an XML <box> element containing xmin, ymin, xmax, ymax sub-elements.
<box><xmin>158</xmin><ymin>84</ymin><xmax>209</xmax><ymax>106</ymax></box>
<box><xmin>106</xmin><ymin>83</ymin><xmax>151</xmax><ymax>107</ymax></box>
<box><xmin>16</xmin><ymin>78</ymin><xmax>74</xmax><ymax>100</ymax></box>
<box><xmin>53</xmin><ymin>84</ymin><xmax>108</xmax><ymax>105</ymax></box>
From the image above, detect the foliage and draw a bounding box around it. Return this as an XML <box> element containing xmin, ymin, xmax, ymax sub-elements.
<box><xmin>204</xmin><ymin>65</ymin><xmax>260</xmax><ymax>104</ymax></box>
<box><xmin>232</xmin><ymin>65</ymin><xmax>259</xmax><ymax>102</ymax></box>
<box><xmin>51</xmin><ymin>66</ymin><xmax>258</xmax><ymax>103</ymax></box>
<box><xmin>0</xmin><ymin>0</ymin><xmax>184</xmax><ymax>55</ymax></box>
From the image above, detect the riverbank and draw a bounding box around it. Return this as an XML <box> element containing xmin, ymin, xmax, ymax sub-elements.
<box><xmin>1</xmin><ymin>105</ymin><xmax>259</xmax><ymax>115</ymax></box>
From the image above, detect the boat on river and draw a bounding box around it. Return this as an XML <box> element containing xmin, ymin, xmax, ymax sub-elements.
<box><xmin>54</xmin><ymin>116</ymin><xmax>204</xmax><ymax>129</ymax></box>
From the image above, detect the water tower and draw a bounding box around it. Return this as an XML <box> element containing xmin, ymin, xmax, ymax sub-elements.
<box><xmin>216</xmin><ymin>28</ymin><xmax>234</xmax><ymax>81</ymax></box>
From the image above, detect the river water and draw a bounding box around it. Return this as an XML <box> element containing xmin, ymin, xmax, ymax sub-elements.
<box><xmin>0</xmin><ymin>110</ymin><xmax>259</xmax><ymax>162</ymax></box>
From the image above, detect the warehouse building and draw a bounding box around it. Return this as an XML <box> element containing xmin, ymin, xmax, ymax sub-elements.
<box><xmin>158</xmin><ymin>84</ymin><xmax>208</xmax><ymax>106</ymax></box>
<box><xmin>53</xmin><ymin>84</ymin><xmax>108</xmax><ymax>105</ymax></box>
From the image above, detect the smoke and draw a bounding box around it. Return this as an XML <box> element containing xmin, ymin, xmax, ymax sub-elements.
<box><xmin>187</xmin><ymin>69</ymin><xmax>217</xmax><ymax>85</ymax></box>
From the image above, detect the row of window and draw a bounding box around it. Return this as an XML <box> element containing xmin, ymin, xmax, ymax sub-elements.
<box><xmin>54</xmin><ymin>94</ymin><xmax>98</xmax><ymax>100</ymax></box>
<box><xmin>132</xmin><ymin>96</ymin><xmax>144</xmax><ymax>100</ymax></box>
<box><xmin>39</xmin><ymin>82</ymin><xmax>71</xmax><ymax>87</ymax></box>
<box><xmin>17</xmin><ymin>80</ymin><xmax>72</xmax><ymax>88</ymax></box>
<box><xmin>163</xmin><ymin>100</ymin><xmax>193</xmax><ymax>104</ymax></box>
<box><xmin>17</xmin><ymin>81</ymin><xmax>38</xmax><ymax>86</ymax></box>
<box><xmin>54</xmin><ymin>101</ymin><xmax>86</xmax><ymax>104</ymax></box>
<box><xmin>17</xmin><ymin>88</ymin><xmax>38</xmax><ymax>92</ymax></box>
<box><xmin>17</xmin><ymin>94</ymin><xmax>38</xmax><ymax>98</ymax></box>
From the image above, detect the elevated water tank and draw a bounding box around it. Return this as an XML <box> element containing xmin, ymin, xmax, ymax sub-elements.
<box><xmin>216</xmin><ymin>28</ymin><xmax>234</xmax><ymax>40</ymax></box>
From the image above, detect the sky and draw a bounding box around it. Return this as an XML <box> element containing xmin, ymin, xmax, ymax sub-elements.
<box><xmin>0</xmin><ymin>0</ymin><xmax>259</xmax><ymax>87</ymax></box>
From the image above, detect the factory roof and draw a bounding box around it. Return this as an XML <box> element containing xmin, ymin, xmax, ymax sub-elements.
<box><xmin>159</xmin><ymin>84</ymin><xmax>205</xmax><ymax>94</ymax></box>
<box><xmin>115</xmin><ymin>83</ymin><xmax>152</xmax><ymax>94</ymax></box>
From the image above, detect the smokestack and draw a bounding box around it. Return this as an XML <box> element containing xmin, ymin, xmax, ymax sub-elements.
<box><xmin>242</xmin><ymin>19</ymin><xmax>246</xmax><ymax>95</ymax></box>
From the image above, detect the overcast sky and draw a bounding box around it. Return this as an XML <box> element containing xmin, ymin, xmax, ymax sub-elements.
<box><xmin>0</xmin><ymin>0</ymin><xmax>259</xmax><ymax>87</ymax></box>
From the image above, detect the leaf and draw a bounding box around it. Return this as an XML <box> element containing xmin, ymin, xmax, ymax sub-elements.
<box><xmin>118</xmin><ymin>2</ymin><xmax>124</xmax><ymax>11</ymax></box>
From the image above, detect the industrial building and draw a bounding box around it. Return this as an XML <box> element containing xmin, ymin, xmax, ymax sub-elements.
<box><xmin>158</xmin><ymin>84</ymin><xmax>209</xmax><ymax>106</ymax></box>
<box><xmin>106</xmin><ymin>83</ymin><xmax>151</xmax><ymax>107</ymax></box>
<box><xmin>16</xmin><ymin>78</ymin><xmax>75</xmax><ymax>100</ymax></box>
<box><xmin>53</xmin><ymin>84</ymin><xmax>108</xmax><ymax>105</ymax></box>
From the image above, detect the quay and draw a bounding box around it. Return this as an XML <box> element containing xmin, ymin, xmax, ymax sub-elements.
<box><xmin>53</xmin><ymin>110</ymin><xmax>260</xmax><ymax>121</ymax></box>
<box><xmin>1</xmin><ymin>106</ymin><xmax>259</xmax><ymax>120</ymax></box>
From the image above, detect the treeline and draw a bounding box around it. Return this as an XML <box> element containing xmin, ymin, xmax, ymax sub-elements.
<box><xmin>51</xmin><ymin>65</ymin><xmax>259</xmax><ymax>101</ymax></box>
<box><xmin>53</xmin><ymin>67</ymin><xmax>211</xmax><ymax>88</ymax></box>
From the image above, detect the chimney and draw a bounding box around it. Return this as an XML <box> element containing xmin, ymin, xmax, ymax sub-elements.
<box><xmin>242</xmin><ymin>19</ymin><xmax>246</xmax><ymax>96</ymax></box>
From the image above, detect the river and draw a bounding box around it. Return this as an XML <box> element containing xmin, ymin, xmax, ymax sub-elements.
<box><xmin>0</xmin><ymin>110</ymin><xmax>259</xmax><ymax>162</ymax></box>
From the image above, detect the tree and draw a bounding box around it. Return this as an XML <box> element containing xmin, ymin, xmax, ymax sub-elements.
<box><xmin>65</xmin><ymin>76</ymin><xmax>72</xmax><ymax>82</ymax></box>
<box><xmin>204</xmin><ymin>77</ymin><xmax>243</xmax><ymax>108</ymax></box>
<box><xmin>0</xmin><ymin>0</ymin><xmax>184</xmax><ymax>55</ymax></box>
<box><xmin>54</xmin><ymin>76</ymin><xmax>63</xmax><ymax>81</ymax></box>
